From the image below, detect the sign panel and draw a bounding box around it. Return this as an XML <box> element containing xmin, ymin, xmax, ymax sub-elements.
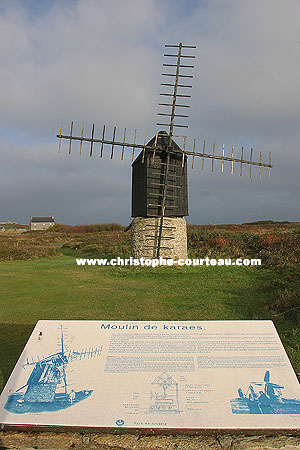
<box><xmin>0</xmin><ymin>320</ymin><xmax>300</xmax><ymax>433</ymax></box>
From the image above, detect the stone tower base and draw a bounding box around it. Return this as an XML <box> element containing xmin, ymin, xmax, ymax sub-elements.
<box><xmin>131</xmin><ymin>217</ymin><xmax>188</xmax><ymax>260</ymax></box>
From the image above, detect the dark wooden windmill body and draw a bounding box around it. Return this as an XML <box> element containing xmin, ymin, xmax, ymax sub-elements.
<box><xmin>57</xmin><ymin>43</ymin><xmax>273</xmax><ymax>259</ymax></box>
<box><xmin>132</xmin><ymin>131</ymin><xmax>188</xmax><ymax>218</ymax></box>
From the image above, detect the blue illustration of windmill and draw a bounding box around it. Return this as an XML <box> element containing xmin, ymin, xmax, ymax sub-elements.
<box><xmin>231</xmin><ymin>370</ymin><xmax>300</xmax><ymax>414</ymax></box>
<box><xmin>5</xmin><ymin>325</ymin><xmax>102</xmax><ymax>414</ymax></box>
<box><xmin>149</xmin><ymin>373</ymin><xmax>180</xmax><ymax>414</ymax></box>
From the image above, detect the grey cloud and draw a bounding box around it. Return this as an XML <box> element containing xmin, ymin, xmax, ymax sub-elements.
<box><xmin>0</xmin><ymin>0</ymin><xmax>299</xmax><ymax>225</ymax></box>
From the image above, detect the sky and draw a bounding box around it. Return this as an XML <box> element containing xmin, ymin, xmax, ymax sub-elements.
<box><xmin>0</xmin><ymin>0</ymin><xmax>299</xmax><ymax>226</ymax></box>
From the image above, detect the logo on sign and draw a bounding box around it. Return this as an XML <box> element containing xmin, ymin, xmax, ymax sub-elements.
<box><xmin>116</xmin><ymin>419</ymin><xmax>125</xmax><ymax>426</ymax></box>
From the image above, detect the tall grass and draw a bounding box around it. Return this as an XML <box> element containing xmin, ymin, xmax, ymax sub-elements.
<box><xmin>188</xmin><ymin>225</ymin><xmax>300</xmax><ymax>333</ymax></box>
<box><xmin>49</xmin><ymin>223</ymin><xmax>124</xmax><ymax>233</ymax></box>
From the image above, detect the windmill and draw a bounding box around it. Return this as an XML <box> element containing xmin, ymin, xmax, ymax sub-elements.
<box><xmin>231</xmin><ymin>370</ymin><xmax>300</xmax><ymax>414</ymax></box>
<box><xmin>149</xmin><ymin>372</ymin><xmax>179</xmax><ymax>414</ymax></box>
<box><xmin>57</xmin><ymin>43</ymin><xmax>273</xmax><ymax>260</ymax></box>
<box><xmin>4</xmin><ymin>325</ymin><xmax>102</xmax><ymax>414</ymax></box>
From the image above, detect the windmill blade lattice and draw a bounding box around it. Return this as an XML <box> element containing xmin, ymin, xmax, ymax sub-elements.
<box><xmin>57</xmin><ymin>122</ymin><xmax>272</xmax><ymax>179</ymax></box>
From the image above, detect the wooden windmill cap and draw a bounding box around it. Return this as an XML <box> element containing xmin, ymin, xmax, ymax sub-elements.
<box><xmin>132</xmin><ymin>131</ymin><xmax>184</xmax><ymax>166</ymax></box>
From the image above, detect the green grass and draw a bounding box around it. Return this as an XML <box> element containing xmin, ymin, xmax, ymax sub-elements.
<box><xmin>1</xmin><ymin>254</ymin><xmax>298</xmax><ymax>392</ymax></box>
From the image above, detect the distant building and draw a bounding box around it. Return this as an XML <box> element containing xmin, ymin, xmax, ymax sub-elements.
<box><xmin>30</xmin><ymin>216</ymin><xmax>55</xmax><ymax>231</ymax></box>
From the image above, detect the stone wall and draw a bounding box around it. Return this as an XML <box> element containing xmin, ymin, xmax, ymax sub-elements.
<box><xmin>131</xmin><ymin>217</ymin><xmax>188</xmax><ymax>260</ymax></box>
<box><xmin>30</xmin><ymin>222</ymin><xmax>53</xmax><ymax>231</ymax></box>
<box><xmin>1</xmin><ymin>431</ymin><xmax>300</xmax><ymax>450</ymax></box>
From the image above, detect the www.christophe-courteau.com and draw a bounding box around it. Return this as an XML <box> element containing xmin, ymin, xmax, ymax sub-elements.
<box><xmin>76</xmin><ymin>257</ymin><xmax>262</xmax><ymax>267</ymax></box>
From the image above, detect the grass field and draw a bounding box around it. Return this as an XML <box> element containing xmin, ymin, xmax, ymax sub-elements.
<box><xmin>0</xmin><ymin>223</ymin><xmax>299</xmax><ymax>392</ymax></box>
<box><xmin>0</xmin><ymin>251</ymin><xmax>299</xmax><ymax>392</ymax></box>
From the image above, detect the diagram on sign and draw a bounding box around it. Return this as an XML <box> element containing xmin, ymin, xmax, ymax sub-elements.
<box><xmin>4</xmin><ymin>325</ymin><xmax>102</xmax><ymax>414</ymax></box>
<box><xmin>123</xmin><ymin>373</ymin><xmax>212</xmax><ymax>417</ymax></box>
<box><xmin>149</xmin><ymin>373</ymin><xmax>180</xmax><ymax>414</ymax></box>
<box><xmin>231</xmin><ymin>370</ymin><xmax>300</xmax><ymax>414</ymax></box>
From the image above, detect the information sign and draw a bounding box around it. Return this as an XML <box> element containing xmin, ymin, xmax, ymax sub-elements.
<box><xmin>0</xmin><ymin>320</ymin><xmax>299</xmax><ymax>433</ymax></box>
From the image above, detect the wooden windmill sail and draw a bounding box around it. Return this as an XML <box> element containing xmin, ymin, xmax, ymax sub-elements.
<box><xmin>57</xmin><ymin>43</ymin><xmax>273</xmax><ymax>259</ymax></box>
